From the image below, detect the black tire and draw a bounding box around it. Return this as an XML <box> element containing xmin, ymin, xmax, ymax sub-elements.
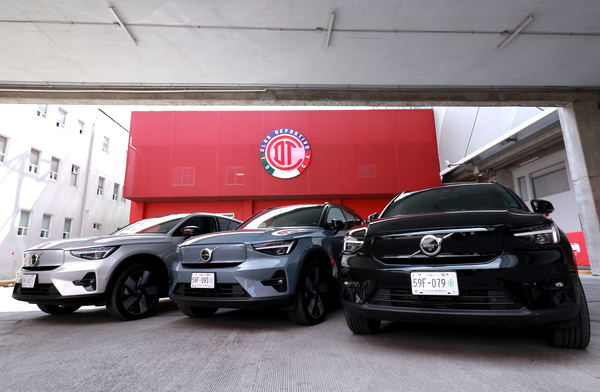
<box><xmin>106</xmin><ymin>264</ymin><xmax>160</xmax><ymax>321</ymax></box>
<box><xmin>177</xmin><ymin>304</ymin><xmax>218</xmax><ymax>318</ymax></box>
<box><xmin>288</xmin><ymin>259</ymin><xmax>329</xmax><ymax>325</ymax></box>
<box><xmin>37</xmin><ymin>304</ymin><xmax>80</xmax><ymax>315</ymax></box>
<box><xmin>542</xmin><ymin>281</ymin><xmax>590</xmax><ymax>349</ymax></box>
<box><xmin>344</xmin><ymin>311</ymin><xmax>381</xmax><ymax>334</ymax></box>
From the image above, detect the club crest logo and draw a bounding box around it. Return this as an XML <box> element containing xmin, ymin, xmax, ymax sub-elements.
<box><xmin>259</xmin><ymin>128</ymin><xmax>312</xmax><ymax>179</ymax></box>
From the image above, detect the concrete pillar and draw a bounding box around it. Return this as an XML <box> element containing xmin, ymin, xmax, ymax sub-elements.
<box><xmin>559</xmin><ymin>100</ymin><xmax>600</xmax><ymax>275</ymax></box>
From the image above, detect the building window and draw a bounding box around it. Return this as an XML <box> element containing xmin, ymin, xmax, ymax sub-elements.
<box><xmin>17</xmin><ymin>211</ymin><xmax>31</xmax><ymax>236</ymax></box>
<box><xmin>517</xmin><ymin>176</ymin><xmax>529</xmax><ymax>201</ymax></box>
<box><xmin>226</xmin><ymin>167</ymin><xmax>244</xmax><ymax>185</ymax></box>
<box><xmin>70</xmin><ymin>165</ymin><xmax>79</xmax><ymax>187</ymax></box>
<box><xmin>113</xmin><ymin>183</ymin><xmax>120</xmax><ymax>201</ymax></box>
<box><xmin>57</xmin><ymin>108</ymin><xmax>67</xmax><ymax>128</ymax></box>
<box><xmin>40</xmin><ymin>214</ymin><xmax>52</xmax><ymax>238</ymax></box>
<box><xmin>78</xmin><ymin>120</ymin><xmax>85</xmax><ymax>134</ymax></box>
<box><xmin>63</xmin><ymin>218</ymin><xmax>73</xmax><ymax>239</ymax></box>
<box><xmin>93</xmin><ymin>223</ymin><xmax>102</xmax><ymax>230</ymax></box>
<box><xmin>97</xmin><ymin>177</ymin><xmax>105</xmax><ymax>195</ymax></box>
<box><xmin>0</xmin><ymin>135</ymin><xmax>7</xmax><ymax>163</ymax></box>
<box><xmin>102</xmin><ymin>137</ymin><xmax>110</xmax><ymax>153</ymax></box>
<box><xmin>50</xmin><ymin>157</ymin><xmax>60</xmax><ymax>180</ymax></box>
<box><xmin>531</xmin><ymin>162</ymin><xmax>570</xmax><ymax>199</ymax></box>
<box><xmin>37</xmin><ymin>104</ymin><xmax>48</xmax><ymax>118</ymax></box>
<box><xmin>29</xmin><ymin>148</ymin><xmax>41</xmax><ymax>174</ymax></box>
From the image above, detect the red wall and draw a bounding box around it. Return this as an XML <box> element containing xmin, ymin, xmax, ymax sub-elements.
<box><xmin>125</xmin><ymin>110</ymin><xmax>440</xmax><ymax>222</ymax></box>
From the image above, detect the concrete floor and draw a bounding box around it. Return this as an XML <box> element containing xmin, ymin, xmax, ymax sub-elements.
<box><xmin>1</xmin><ymin>275</ymin><xmax>599</xmax><ymax>392</ymax></box>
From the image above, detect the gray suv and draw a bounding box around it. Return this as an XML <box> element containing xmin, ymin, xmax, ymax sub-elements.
<box><xmin>12</xmin><ymin>213</ymin><xmax>240</xmax><ymax>320</ymax></box>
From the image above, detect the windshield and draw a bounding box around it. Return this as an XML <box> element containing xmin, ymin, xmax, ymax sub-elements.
<box><xmin>380</xmin><ymin>185</ymin><xmax>525</xmax><ymax>218</ymax></box>
<box><xmin>111</xmin><ymin>214</ymin><xmax>188</xmax><ymax>235</ymax></box>
<box><xmin>238</xmin><ymin>206</ymin><xmax>325</xmax><ymax>230</ymax></box>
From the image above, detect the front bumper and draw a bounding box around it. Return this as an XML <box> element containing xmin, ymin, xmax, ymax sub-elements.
<box><xmin>12</xmin><ymin>255</ymin><xmax>114</xmax><ymax>306</ymax></box>
<box><xmin>169</xmin><ymin>250</ymin><xmax>300</xmax><ymax>310</ymax></box>
<box><xmin>339</xmin><ymin>252</ymin><xmax>581</xmax><ymax>328</ymax></box>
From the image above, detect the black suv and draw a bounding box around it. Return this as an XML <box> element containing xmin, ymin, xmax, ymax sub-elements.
<box><xmin>340</xmin><ymin>183</ymin><xmax>590</xmax><ymax>349</ymax></box>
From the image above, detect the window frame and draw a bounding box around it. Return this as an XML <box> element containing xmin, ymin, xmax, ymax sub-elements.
<box><xmin>97</xmin><ymin>177</ymin><xmax>105</xmax><ymax>196</ymax></box>
<box><xmin>63</xmin><ymin>218</ymin><xmax>73</xmax><ymax>239</ymax></box>
<box><xmin>17</xmin><ymin>210</ymin><xmax>32</xmax><ymax>236</ymax></box>
<box><xmin>50</xmin><ymin>157</ymin><xmax>60</xmax><ymax>181</ymax></box>
<box><xmin>28</xmin><ymin>148</ymin><xmax>41</xmax><ymax>174</ymax></box>
<box><xmin>70</xmin><ymin>165</ymin><xmax>80</xmax><ymax>187</ymax></box>
<box><xmin>57</xmin><ymin>108</ymin><xmax>67</xmax><ymax>128</ymax></box>
<box><xmin>0</xmin><ymin>134</ymin><xmax>8</xmax><ymax>163</ymax></box>
<box><xmin>40</xmin><ymin>214</ymin><xmax>52</xmax><ymax>238</ymax></box>
<box><xmin>102</xmin><ymin>137</ymin><xmax>110</xmax><ymax>153</ymax></box>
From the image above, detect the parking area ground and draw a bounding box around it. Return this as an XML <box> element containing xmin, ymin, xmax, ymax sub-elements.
<box><xmin>1</xmin><ymin>275</ymin><xmax>599</xmax><ymax>392</ymax></box>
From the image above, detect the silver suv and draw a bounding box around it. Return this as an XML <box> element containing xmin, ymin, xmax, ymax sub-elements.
<box><xmin>12</xmin><ymin>213</ymin><xmax>240</xmax><ymax>320</ymax></box>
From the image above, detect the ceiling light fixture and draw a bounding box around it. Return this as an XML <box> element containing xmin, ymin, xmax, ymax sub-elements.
<box><xmin>324</xmin><ymin>13</ymin><xmax>335</xmax><ymax>49</ymax></box>
<box><xmin>495</xmin><ymin>15</ymin><xmax>533</xmax><ymax>53</ymax></box>
<box><xmin>108</xmin><ymin>5</ymin><xmax>138</xmax><ymax>46</ymax></box>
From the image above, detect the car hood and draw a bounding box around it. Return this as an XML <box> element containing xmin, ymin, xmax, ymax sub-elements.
<box><xmin>26</xmin><ymin>234</ymin><xmax>172</xmax><ymax>251</ymax></box>
<box><xmin>182</xmin><ymin>228</ymin><xmax>318</xmax><ymax>246</ymax></box>
<box><xmin>365</xmin><ymin>210</ymin><xmax>550</xmax><ymax>236</ymax></box>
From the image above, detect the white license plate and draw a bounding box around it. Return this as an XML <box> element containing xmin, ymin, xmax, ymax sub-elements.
<box><xmin>411</xmin><ymin>272</ymin><xmax>459</xmax><ymax>296</ymax></box>
<box><xmin>21</xmin><ymin>274</ymin><xmax>37</xmax><ymax>288</ymax></box>
<box><xmin>191</xmin><ymin>273</ymin><xmax>215</xmax><ymax>289</ymax></box>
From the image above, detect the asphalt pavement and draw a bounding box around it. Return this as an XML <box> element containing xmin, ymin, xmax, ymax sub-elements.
<box><xmin>1</xmin><ymin>275</ymin><xmax>599</xmax><ymax>392</ymax></box>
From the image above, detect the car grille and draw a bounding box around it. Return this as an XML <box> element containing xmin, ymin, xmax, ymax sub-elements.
<box><xmin>13</xmin><ymin>283</ymin><xmax>59</xmax><ymax>296</ymax></box>
<box><xmin>369</xmin><ymin>288</ymin><xmax>520</xmax><ymax>310</ymax></box>
<box><xmin>173</xmin><ymin>283</ymin><xmax>249</xmax><ymax>299</ymax></box>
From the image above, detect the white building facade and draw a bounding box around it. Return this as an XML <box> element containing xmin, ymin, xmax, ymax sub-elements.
<box><xmin>0</xmin><ymin>104</ymin><xmax>130</xmax><ymax>281</ymax></box>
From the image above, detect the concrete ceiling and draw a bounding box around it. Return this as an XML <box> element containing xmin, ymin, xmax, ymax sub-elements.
<box><xmin>1</xmin><ymin>1</ymin><xmax>600</xmax><ymax>104</ymax></box>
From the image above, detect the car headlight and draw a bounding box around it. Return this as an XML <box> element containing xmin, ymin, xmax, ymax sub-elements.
<box><xmin>253</xmin><ymin>240</ymin><xmax>296</xmax><ymax>256</ymax></box>
<box><xmin>70</xmin><ymin>246</ymin><xmax>119</xmax><ymax>260</ymax></box>
<box><xmin>344</xmin><ymin>228</ymin><xmax>367</xmax><ymax>253</ymax></box>
<box><xmin>513</xmin><ymin>223</ymin><xmax>559</xmax><ymax>245</ymax></box>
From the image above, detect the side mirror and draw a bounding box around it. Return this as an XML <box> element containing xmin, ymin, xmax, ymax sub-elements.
<box><xmin>531</xmin><ymin>199</ymin><xmax>554</xmax><ymax>215</ymax></box>
<box><xmin>182</xmin><ymin>225</ymin><xmax>201</xmax><ymax>238</ymax></box>
<box><xmin>331</xmin><ymin>219</ymin><xmax>346</xmax><ymax>233</ymax></box>
<box><xmin>366</xmin><ymin>212</ymin><xmax>379</xmax><ymax>223</ymax></box>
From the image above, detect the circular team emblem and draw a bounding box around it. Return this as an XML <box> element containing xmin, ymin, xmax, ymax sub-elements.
<box><xmin>259</xmin><ymin>128</ymin><xmax>312</xmax><ymax>179</ymax></box>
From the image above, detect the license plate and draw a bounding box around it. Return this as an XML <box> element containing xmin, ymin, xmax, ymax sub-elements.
<box><xmin>21</xmin><ymin>274</ymin><xmax>37</xmax><ymax>288</ymax></box>
<box><xmin>191</xmin><ymin>273</ymin><xmax>215</xmax><ymax>289</ymax></box>
<box><xmin>411</xmin><ymin>272</ymin><xmax>459</xmax><ymax>296</ymax></box>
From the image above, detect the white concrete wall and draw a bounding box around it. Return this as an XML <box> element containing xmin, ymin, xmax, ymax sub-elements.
<box><xmin>511</xmin><ymin>150</ymin><xmax>581</xmax><ymax>233</ymax></box>
<box><xmin>0</xmin><ymin>104</ymin><xmax>130</xmax><ymax>281</ymax></box>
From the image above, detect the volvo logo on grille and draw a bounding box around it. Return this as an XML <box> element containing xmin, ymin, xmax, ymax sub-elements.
<box><xmin>420</xmin><ymin>235</ymin><xmax>442</xmax><ymax>257</ymax></box>
<box><xmin>25</xmin><ymin>253</ymin><xmax>40</xmax><ymax>266</ymax></box>
<box><xmin>200</xmin><ymin>247</ymin><xmax>218</xmax><ymax>262</ymax></box>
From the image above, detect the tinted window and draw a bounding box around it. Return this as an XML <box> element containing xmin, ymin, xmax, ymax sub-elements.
<box><xmin>174</xmin><ymin>216</ymin><xmax>217</xmax><ymax>236</ymax></box>
<box><xmin>112</xmin><ymin>214</ymin><xmax>188</xmax><ymax>235</ymax></box>
<box><xmin>327</xmin><ymin>207</ymin><xmax>346</xmax><ymax>228</ymax></box>
<box><xmin>342</xmin><ymin>209</ymin><xmax>362</xmax><ymax>228</ymax></box>
<box><xmin>239</xmin><ymin>206</ymin><xmax>324</xmax><ymax>229</ymax></box>
<box><xmin>218</xmin><ymin>217</ymin><xmax>239</xmax><ymax>231</ymax></box>
<box><xmin>381</xmin><ymin>185</ymin><xmax>523</xmax><ymax>218</ymax></box>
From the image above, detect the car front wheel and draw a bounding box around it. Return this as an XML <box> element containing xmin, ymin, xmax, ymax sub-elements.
<box><xmin>37</xmin><ymin>304</ymin><xmax>80</xmax><ymax>315</ymax></box>
<box><xmin>542</xmin><ymin>281</ymin><xmax>590</xmax><ymax>349</ymax></box>
<box><xmin>288</xmin><ymin>259</ymin><xmax>328</xmax><ymax>325</ymax></box>
<box><xmin>177</xmin><ymin>304</ymin><xmax>218</xmax><ymax>318</ymax></box>
<box><xmin>106</xmin><ymin>264</ymin><xmax>160</xmax><ymax>321</ymax></box>
<box><xmin>344</xmin><ymin>311</ymin><xmax>381</xmax><ymax>334</ymax></box>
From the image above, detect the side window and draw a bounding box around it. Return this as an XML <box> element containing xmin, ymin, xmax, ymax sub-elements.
<box><xmin>342</xmin><ymin>209</ymin><xmax>362</xmax><ymax>228</ymax></box>
<box><xmin>217</xmin><ymin>217</ymin><xmax>238</xmax><ymax>231</ymax></box>
<box><xmin>174</xmin><ymin>217</ymin><xmax>217</xmax><ymax>237</ymax></box>
<box><xmin>326</xmin><ymin>207</ymin><xmax>346</xmax><ymax>228</ymax></box>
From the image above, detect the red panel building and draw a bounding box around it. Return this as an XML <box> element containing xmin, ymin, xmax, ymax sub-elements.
<box><xmin>124</xmin><ymin>109</ymin><xmax>441</xmax><ymax>222</ymax></box>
